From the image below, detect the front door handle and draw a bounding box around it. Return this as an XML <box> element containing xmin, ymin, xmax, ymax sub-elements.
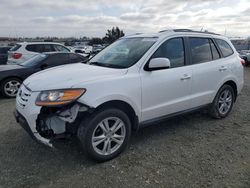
<box><xmin>180</xmin><ymin>74</ymin><xmax>192</xmax><ymax>80</ymax></box>
<box><xmin>219</xmin><ymin>66</ymin><xmax>227</xmax><ymax>72</ymax></box>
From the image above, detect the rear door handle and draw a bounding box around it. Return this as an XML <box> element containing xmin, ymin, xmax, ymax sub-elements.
<box><xmin>219</xmin><ymin>66</ymin><xmax>227</xmax><ymax>72</ymax></box>
<box><xmin>180</xmin><ymin>74</ymin><xmax>192</xmax><ymax>80</ymax></box>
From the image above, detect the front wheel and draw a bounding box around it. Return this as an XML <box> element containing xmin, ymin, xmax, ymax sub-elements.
<box><xmin>1</xmin><ymin>78</ymin><xmax>22</xmax><ymax>98</ymax></box>
<box><xmin>77</xmin><ymin>108</ymin><xmax>131</xmax><ymax>162</ymax></box>
<box><xmin>209</xmin><ymin>84</ymin><xmax>235</xmax><ymax>119</ymax></box>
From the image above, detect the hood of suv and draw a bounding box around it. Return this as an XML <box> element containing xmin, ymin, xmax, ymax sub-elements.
<box><xmin>23</xmin><ymin>63</ymin><xmax>128</xmax><ymax>91</ymax></box>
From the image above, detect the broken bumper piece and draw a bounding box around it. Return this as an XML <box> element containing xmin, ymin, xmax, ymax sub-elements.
<box><xmin>15</xmin><ymin>102</ymin><xmax>89</xmax><ymax>147</ymax></box>
<box><xmin>14</xmin><ymin>109</ymin><xmax>52</xmax><ymax>147</ymax></box>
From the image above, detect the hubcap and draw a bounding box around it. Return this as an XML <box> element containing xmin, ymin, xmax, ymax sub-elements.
<box><xmin>4</xmin><ymin>80</ymin><xmax>21</xmax><ymax>97</ymax></box>
<box><xmin>92</xmin><ymin>117</ymin><xmax>126</xmax><ymax>156</ymax></box>
<box><xmin>218</xmin><ymin>89</ymin><xmax>233</xmax><ymax>115</ymax></box>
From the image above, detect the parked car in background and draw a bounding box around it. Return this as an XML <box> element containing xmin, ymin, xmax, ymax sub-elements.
<box><xmin>14</xmin><ymin>29</ymin><xmax>244</xmax><ymax>162</ymax></box>
<box><xmin>92</xmin><ymin>44</ymin><xmax>104</xmax><ymax>54</ymax></box>
<box><xmin>1</xmin><ymin>52</ymin><xmax>86</xmax><ymax>97</ymax></box>
<box><xmin>239</xmin><ymin>50</ymin><xmax>250</xmax><ymax>66</ymax></box>
<box><xmin>0</xmin><ymin>47</ymin><xmax>11</xmax><ymax>65</ymax></box>
<box><xmin>73</xmin><ymin>45</ymin><xmax>93</xmax><ymax>54</ymax></box>
<box><xmin>7</xmin><ymin>42</ymin><xmax>71</xmax><ymax>65</ymax></box>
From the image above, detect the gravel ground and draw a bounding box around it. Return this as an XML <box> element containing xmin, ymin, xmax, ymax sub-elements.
<box><xmin>0</xmin><ymin>68</ymin><xmax>249</xmax><ymax>188</ymax></box>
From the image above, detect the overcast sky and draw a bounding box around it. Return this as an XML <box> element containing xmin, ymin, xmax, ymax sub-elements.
<box><xmin>1</xmin><ymin>0</ymin><xmax>249</xmax><ymax>38</ymax></box>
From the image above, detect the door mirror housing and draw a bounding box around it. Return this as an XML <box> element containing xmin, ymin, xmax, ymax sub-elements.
<box><xmin>146</xmin><ymin>58</ymin><xmax>171</xmax><ymax>71</ymax></box>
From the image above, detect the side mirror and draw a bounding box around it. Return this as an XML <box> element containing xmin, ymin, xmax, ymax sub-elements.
<box><xmin>146</xmin><ymin>58</ymin><xmax>171</xmax><ymax>71</ymax></box>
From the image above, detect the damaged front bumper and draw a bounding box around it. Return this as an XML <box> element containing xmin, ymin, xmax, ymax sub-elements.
<box><xmin>15</xmin><ymin>85</ymin><xmax>90</xmax><ymax>147</ymax></box>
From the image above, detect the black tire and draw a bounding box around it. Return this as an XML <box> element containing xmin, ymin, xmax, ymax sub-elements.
<box><xmin>0</xmin><ymin>78</ymin><xmax>22</xmax><ymax>98</ymax></box>
<box><xmin>209</xmin><ymin>84</ymin><xmax>235</xmax><ymax>119</ymax></box>
<box><xmin>77</xmin><ymin>108</ymin><xmax>131</xmax><ymax>162</ymax></box>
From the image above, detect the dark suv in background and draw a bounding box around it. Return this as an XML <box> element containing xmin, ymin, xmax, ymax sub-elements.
<box><xmin>0</xmin><ymin>47</ymin><xmax>11</xmax><ymax>64</ymax></box>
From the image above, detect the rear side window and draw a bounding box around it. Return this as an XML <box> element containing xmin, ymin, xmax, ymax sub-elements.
<box><xmin>152</xmin><ymin>38</ymin><xmax>185</xmax><ymax>68</ymax></box>
<box><xmin>9</xmin><ymin>44</ymin><xmax>21</xmax><ymax>52</ymax></box>
<box><xmin>26</xmin><ymin>44</ymin><xmax>43</xmax><ymax>52</ymax></box>
<box><xmin>215</xmin><ymin>39</ymin><xmax>234</xmax><ymax>57</ymax></box>
<box><xmin>189</xmin><ymin>38</ymin><xmax>212</xmax><ymax>64</ymax></box>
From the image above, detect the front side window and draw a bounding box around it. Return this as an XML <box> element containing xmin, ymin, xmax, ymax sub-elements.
<box><xmin>54</xmin><ymin>45</ymin><xmax>70</xmax><ymax>52</ymax></box>
<box><xmin>89</xmin><ymin>37</ymin><xmax>157</xmax><ymax>68</ymax></box>
<box><xmin>45</xmin><ymin>54</ymin><xmax>69</xmax><ymax>66</ymax></box>
<box><xmin>215</xmin><ymin>39</ymin><xmax>234</xmax><ymax>57</ymax></box>
<box><xmin>151</xmin><ymin>38</ymin><xmax>185</xmax><ymax>68</ymax></box>
<box><xmin>189</xmin><ymin>38</ymin><xmax>212</xmax><ymax>64</ymax></box>
<box><xmin>20</xmin><ymin>54</ymin><xmax>48</xmax><ymax>67</ymax></box>
<box><xmin>69</xmin><ymin>53</ymin><xmax>85</xmax><ymax>63</ymax></box>
<box><xmin>42</xmin><ymin>44</ymin><xmax>55</xmax><ymax>52</ymax></box>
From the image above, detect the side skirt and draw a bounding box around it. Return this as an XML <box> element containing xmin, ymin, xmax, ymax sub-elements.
<box><xmin>139</xmin><ymin>104</ymin><xmax>211</xmax><ymax>128</ymax></box>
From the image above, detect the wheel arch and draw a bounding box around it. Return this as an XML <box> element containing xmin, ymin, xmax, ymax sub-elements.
<box><xmin>93</xmin><ymin>100</ymin><xmax>139</xmax><ymax>131</ymax></box>
<box><xmin>223</xmin><ymin>80</ymin><xmax>238</xmax><ymax>101</ymax></box>
<box><xmin>214</xmin><ymin>80</ymin><xmax>238</xmax><ymax>103</ymax></box>
<box><xmin>0</xmin><ymin>76</ymin><xmax>23</xmax><ymax>84</ymax></box>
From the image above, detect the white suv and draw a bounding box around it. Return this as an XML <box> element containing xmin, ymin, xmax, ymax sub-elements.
<box><xmin>14</xmin><ymin>29</ymin><xmax>244</xmax><ymax>161</ymax></box>
<box><xmin>8</xmin><ymin>42</ymin><xmax>71</xmax><ymax>64</ymax></box>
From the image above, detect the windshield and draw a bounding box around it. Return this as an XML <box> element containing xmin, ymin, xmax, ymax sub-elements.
<box><xmin>20</xmin><ymin>54</ymin><xmax>48</xmax><ymax>67</ymax></box>
<box><xmin>89</xmin><ymin>37</ymin><xmax>157</xmax><ymax>68</ymax></box>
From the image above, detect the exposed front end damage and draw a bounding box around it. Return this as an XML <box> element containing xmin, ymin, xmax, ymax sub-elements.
<box><xmin>15</xmin><ymin>84</ymin><xmax>93</xmax><ymax>147</ymax></box>
<box><xmin>36</xmin><ymin>103</ymin><xmax>90</xmax><ymax>144</ymax></box>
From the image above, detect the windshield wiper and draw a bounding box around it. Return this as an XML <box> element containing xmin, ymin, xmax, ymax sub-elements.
<box><xmin>90</xmin><ymin>62</ymin><xmax>126</xmax><ymax>69</ymax></box>
<box><xmin>90</xmin><ymin>62</ymin><xmax>104</xmax><ymax>67</ymax></box>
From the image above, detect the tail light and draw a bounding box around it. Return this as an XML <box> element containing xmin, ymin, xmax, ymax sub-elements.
<box><xmin>240</xmin><ymin>59</ymin><xmax>245</xmax><ymax>66</ymax></box>
<box><xmin>12</xmin><ymin>53</ymin><xmax>22</xmax><ymax>59</ymax></box>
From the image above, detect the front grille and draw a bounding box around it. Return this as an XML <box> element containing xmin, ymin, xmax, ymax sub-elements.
<box><xmin>17</xmin><ymin>84</ymin><xmax>32</xmax><ymax>108</ymax></box>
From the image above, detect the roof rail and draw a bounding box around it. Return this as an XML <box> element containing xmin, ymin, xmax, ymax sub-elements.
<box><xmin>159</xmin><ymin>29</ymin><xmax>171</xmax><ymax>33</ymax></box>
<box><xmin>173</xmin><ymin>29</ymin><xmax>220</xmax><ymax>35</ymax></box>
<box><xmin>173</xmin><ymin>29</ymin><xmax>193</xmax><ymax>32</ymax></box>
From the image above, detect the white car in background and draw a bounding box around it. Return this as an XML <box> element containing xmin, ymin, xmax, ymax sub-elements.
<box><xmin>74</xmin><ymin>45</ymin><xmax>93</xmax><ymax>54</ymax></box>
<box><xmin>8</xmin><ymin>42</ymin><xmax>71</xmax><ymax>64</ymax></box>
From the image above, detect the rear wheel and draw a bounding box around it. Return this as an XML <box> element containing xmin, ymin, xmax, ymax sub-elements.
<box><xmin>1</xmin><ymin>78</ymin><xmax>21</xmax><ymax>98</ymax></box>
<box><xmin>209</xmin><ymin>84</ymin><xmax>235</xmax><ymax>119</ymax></box>
<box><xmin>77</xmin><ymin>108</ymin><xmax>131</xmax><ymax>162</ymax></box>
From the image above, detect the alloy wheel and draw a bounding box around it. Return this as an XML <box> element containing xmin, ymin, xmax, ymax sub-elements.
<box><xmin>92</xmin><ymin>117</ymin><xmax>126</xmax><ymax>156</ymax></box>
<box><xmin>218</xmin><ymin>89</ymin><xmax>233</xmax><ymax>115</ymax></box>
<box><xmin>4</xmin><ymin>80</ymin><xmax>21</xmax><ymax>97</ymax></box>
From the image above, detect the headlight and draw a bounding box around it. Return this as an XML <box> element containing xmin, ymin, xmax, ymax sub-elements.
<box><xmin>35</xmin><ymin>89</ymin><xmax>86</xmax><ymax>106</ymax></box>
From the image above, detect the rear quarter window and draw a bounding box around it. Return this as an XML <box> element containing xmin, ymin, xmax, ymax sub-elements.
<box><xmin>215</xmin><ymin>39</ymin><xmax>234</xmax><ymax>57</ymax></box>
